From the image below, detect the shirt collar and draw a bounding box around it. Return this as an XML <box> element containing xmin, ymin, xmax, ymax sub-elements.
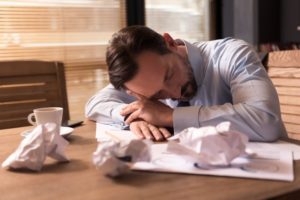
<box><xmin>176</xmin><ymin>39</ymin><xmax>205</xmax><ymax>87</ymax></box>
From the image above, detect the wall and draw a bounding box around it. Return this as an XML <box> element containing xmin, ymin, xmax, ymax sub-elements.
<box><xmin>220</xmin><ymin>0</ymin><xmax>300</xmax><ymax>46</ymax></box>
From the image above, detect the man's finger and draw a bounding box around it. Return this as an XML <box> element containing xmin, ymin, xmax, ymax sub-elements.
<box><xmin>130</xmin><ymin>124</ymin><xmax>144</xmax><ymax>139</ymax></box>
<box><xmin>158</xmin><ymin>127</ymin><xmax>172</xmax><ymax>139</ymax></box>
<box><xmin>140</xmin><ymin>123</ymin><xmax>154</xmax><ymax>140</ymax></box>
<box><xmin>125</xmin><ymin>110</ymin><xmax>141</xmax><ymax>124</ymax></box>
<box><xmin>148</xmin><ymin>124</ymin><xmax>163</xmax><ymax>141</ymax></box>
<box><xmin>121</xmin><ymin>102</ymin><xmax>139</xmax><ymax>116</ymax></box>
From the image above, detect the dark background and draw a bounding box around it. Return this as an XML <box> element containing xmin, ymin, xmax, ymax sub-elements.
<box><xmin>126</xmin><ymin>0</ymin><xmax>300</xmax><ymax>46</ymax></box>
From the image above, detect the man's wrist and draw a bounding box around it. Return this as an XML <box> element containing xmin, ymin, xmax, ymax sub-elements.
<box><xmin>165</xmin><ymin>109</ymin><xmax>174</xmax><ymax>127</ymax></box>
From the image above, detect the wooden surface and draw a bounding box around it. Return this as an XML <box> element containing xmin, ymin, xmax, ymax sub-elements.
<box><xmin>267</xmin><ymin>50</ymin><xmax>300</xmax><ymax>140</ymax></box>
<box><xmin>0</xmin><ymin>61</ymin><xmax>69</xmax><ymax>129</ymax></box>
<box><xmin>268</xmin><ymin>50</ymin><xmax>300</xmax><ymax>68</ymax></box>
<box><xmin>1</xmin><ymin>121</ymin><xmax>300</xmax><ymax>200</ymax></box>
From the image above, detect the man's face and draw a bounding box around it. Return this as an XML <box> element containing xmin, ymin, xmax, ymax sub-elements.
<box><xmin>124</xmin><ymin>50</ymin><xmax>197</xmax><ymax>101</ymax></box>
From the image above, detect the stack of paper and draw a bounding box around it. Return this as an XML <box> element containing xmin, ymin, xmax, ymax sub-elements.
<box><xmin>96</xmin><ymin>123</ymin><xmax>300</xmax><ymax>182</ymax></box>
<box><xmin>132</xmin><ymin>143</ymin><xmax>294</xmax><ymax>182</ymax></box>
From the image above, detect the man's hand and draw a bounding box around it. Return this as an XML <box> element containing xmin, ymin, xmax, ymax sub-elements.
<box><xmin>129</xmin><ymin>120</ymin><xmax>172</xmax><ymax>141</ymax></box>
<box><xmin>121</xmin><ymin>98</ymin><xmax>173</xmax><ymax>127</ymax></box>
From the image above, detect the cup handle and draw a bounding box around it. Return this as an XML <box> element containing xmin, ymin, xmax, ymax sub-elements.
<box><xmin>27</xmin><ymin>113</ymin><xmax>36</xmax><ymax>126</ymax></box>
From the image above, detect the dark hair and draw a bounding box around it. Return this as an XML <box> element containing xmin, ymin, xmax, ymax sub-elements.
<box><xmin>106</xmin><ymin>25</ymin><xmax>171</xmax><ymax>89</ymax></box>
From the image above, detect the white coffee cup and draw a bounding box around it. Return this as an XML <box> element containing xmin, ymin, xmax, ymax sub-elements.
<box><xmin>27</xmin><ymin>107</ymin><xmax>63</xmax><ymax>134</ymax></box>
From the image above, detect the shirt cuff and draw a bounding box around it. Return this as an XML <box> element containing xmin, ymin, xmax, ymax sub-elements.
<box><xmin>173</xmin><ymin>106</ymin><xmax>201</xmax><ymax>134</ymax></box>
<box><xmin>111</xmin><ymin>104</ymin><xmax>128</xmax><ymax>123</ymax></box>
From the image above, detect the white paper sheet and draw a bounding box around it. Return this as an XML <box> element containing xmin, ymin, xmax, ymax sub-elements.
<box><xmin>96</xmin><ymin>123</ymin><xmax>300</xmax><ymax>160</ymax></box>
<box><xmin>247</xmin><ymin>141</ymin><xmax>300</xmax><ymax>160</ymax></box>
<box><xmin>132</xmin><ymin>143</ymin><xmax>294</xmax><ymax>182</ymax></box>
<box><xmin>96</xmin><ymin>123</ymin><xmax>295</xmax><ymax>181</ymax></box>
<box><xmin>96</xmin><ymin>123</ymin><xmax>138</xmax><ymax>142</ymax></box>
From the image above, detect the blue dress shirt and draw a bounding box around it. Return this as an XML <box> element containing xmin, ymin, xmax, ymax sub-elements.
<box><xmin>85</xmin><ymin>38</ymin><xmax>287</xmax><ymax>142</ymax></box>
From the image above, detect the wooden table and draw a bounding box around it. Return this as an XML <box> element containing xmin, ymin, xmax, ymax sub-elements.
<box><xmin>1</xmin><ymin>121</ymin><xmax>300</xmax><ymax>200</ymax></box>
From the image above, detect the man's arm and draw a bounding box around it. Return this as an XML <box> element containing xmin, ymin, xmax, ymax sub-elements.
<box><xmin>85</xmin><ymin>84</ymin><xmax>135</xmax><ymax>124</ymax></box>
<box><xmin>122</xmin><ymin>39</ymin><xmax>287</xmax><ymax>142</ymax></box>
<box><xmin>85</xmin><ymin>84</ymin><xmax>172</xmax><ymax>140</ymax></box>
<box><xmin>174</xmin><ymin>40</ymin><xmax>287</xmax><ymax>142</ymax></box>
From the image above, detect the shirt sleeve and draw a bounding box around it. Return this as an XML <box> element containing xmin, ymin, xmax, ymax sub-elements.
<box><xmin>173</xmin><ymin>39</ymin><xmax>287</xmax><ymax>142</ymax></box>
<box><xmin>85</xmin><ymin>84</ymin><xmax>136</xmax><ymax>124</ymax></box>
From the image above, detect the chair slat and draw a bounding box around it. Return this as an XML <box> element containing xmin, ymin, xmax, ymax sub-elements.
<box><xmin>275</xmin><ymin>87</ymin><xmax>300</xmax><ymax>97</ymax></box>
<box><xmin>0</xmin><ymin>75</ymin><xmax>56</xmax><ymax>85</ymax></box>
<box><xmin>271</xmin><ymin>77</ymin><xmax>300</xmax><ymax>87</ymax></box>
<box><xmin>0</xmin><ymin>109</ymin><xmax>33</xmax><ymax>121</ymax></box>
<box><xmin>0</xmin><ymin>61</ymin><xmax>69</xmax><ymax>129</ymax></box>
<box><xmin>0</xmin><ymin>82</ymin><xmax>57</xmax><ymax>96</ymax></box>
<box><xmin>0</xmin><ymin>61</ymin><xmax>57</xmax><ymax>76</ymax></box>
<box><xmin>285</xmin><ymin>123</ymin><xmax>300</xmax><ymax>135</ymax></box>
<box><xmin>282</xmin><ymin>113</ymin><xmax>300</xmax><ymax>124</ymax></box>
<box><xmin>0</xmin><ymin>101</ymin><xmax>51</xmax><ymax>112</ymax></box>
<box><xmin>280</xmin><ymin>105</ymin><xmax>300</xmax><ymax>115</ymax></box>
<box><xmin>278</xmin><ymin>95</ymin><xmax>300</xmax><ymax>106</ymax></box>
<box><xmin>0</xmin><ymin>118</ymin><xmax>30</xmax><ymax>129</ymax></box>
<box><xmin>0</xmin><ymin>91</ymin><xmax>57</xmax><ymax>102</ymax></box>
<box><xmin>269</xmin><ymin>67</ymin><xmax>300</xmax><ymax>78</ymax></box>
<box><xmin>268</xmin><ymin>50</ymin><xmax>300</xmax><ymax>67</ymax></box>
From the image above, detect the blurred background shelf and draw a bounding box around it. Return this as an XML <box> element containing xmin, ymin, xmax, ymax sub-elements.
<box><xmin>268</xmin><ymin>50</ymin><xmax>300</xmax><ymax>140</ymax></box>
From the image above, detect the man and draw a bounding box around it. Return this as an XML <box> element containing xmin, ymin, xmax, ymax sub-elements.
<box><xmin>86</xmin><ymin>25</ymin><xmax>287</xmax><ymax>142</ymax></box>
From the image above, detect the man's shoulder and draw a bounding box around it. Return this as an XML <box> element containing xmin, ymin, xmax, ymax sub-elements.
<box><xmin>196</xmin><ymin>37</ymin><xmax>250</xmax><ymax>48</ymax></box>
<box><xmin>191</xmin><ymin>38</ymin><xmax>253</xmax><ymax>60</ymax></box>
<box><xmin>212</xmin><ymin>38</ymin><xmax>255</xmax><ymax>57</ymax></box>
<box><xmin>219</xmin><ymin>37</ymin><xmax>251</xmax><ymax>47</ymax></box>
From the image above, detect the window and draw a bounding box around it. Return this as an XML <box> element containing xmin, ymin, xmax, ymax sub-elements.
<box><xmin>0</xmin><ymin>0</ymin><xmax>126</xmax><ymax>71</ymax></box>
<box><xmin>0</xmin><ymin>0</ymin><xmax>126</xmax><ymax>120</ymax></box>
<box><xmin>145</xmin><ymin>0</ymin><xmax>212</xmax><ymax>42</ymax></box>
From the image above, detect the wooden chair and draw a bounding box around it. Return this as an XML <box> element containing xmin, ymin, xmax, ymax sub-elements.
<box><xmin>0</xmin><ymin>61</ymin><xmax>70</xmax><ymax>129</ymax></box>
<box><xmin>267</xmin><ymin>50</ymin><xmax>300</xmax><ymax>140</ymax></box>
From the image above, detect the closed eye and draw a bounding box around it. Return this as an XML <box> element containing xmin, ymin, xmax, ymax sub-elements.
<box><xmin>150</xmin><ymin>90</ymin><xmax>163</xmax><ymax>100</ymax></box>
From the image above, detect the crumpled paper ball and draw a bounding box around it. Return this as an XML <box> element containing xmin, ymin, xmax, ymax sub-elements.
<box><xmin>167</xmin><ymin>122</ymin><xmax>249</xmax><ymax>168</ymax></box>
<box><xmin>93</xmin><ymin>139</ymin><xmax>152</xmax><ymax>177</ymax></box>
<box><xmin>2</xmin><ymin>123</ymin><xmax>69</xmax><ymax>171</ymax></box>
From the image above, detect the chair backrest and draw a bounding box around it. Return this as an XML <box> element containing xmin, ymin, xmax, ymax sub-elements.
<box><xmin>0</xmin><ymin>61</ymin><xmax>70</xmax><ymax>129</ymax></box>
<box><xmin>267</xmin><ymin>50</ymin><xmax>300</xmax><ymax>140</ymax></box>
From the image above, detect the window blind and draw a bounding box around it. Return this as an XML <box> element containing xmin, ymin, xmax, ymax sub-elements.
<box><xmin>145</xmin><ymin>0</ymin><xmax>212</xmax><ymax>43</ymax></box>
<box><xmin>0</xmin><ymin>0</ymin><xmax>126</xmax><ymax>71</ymax></box>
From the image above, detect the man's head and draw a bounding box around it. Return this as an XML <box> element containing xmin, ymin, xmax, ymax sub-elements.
<box><xmin>106</xmin><ymin>25</ymin><xmax>197</xmax><ymax>101</ymax></box>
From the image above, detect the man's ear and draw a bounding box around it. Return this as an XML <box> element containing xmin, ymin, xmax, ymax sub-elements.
<box><xmin>163</xmin><ymin>33</ymin><xmax>177</xmax><ymax>51</ymax></box>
